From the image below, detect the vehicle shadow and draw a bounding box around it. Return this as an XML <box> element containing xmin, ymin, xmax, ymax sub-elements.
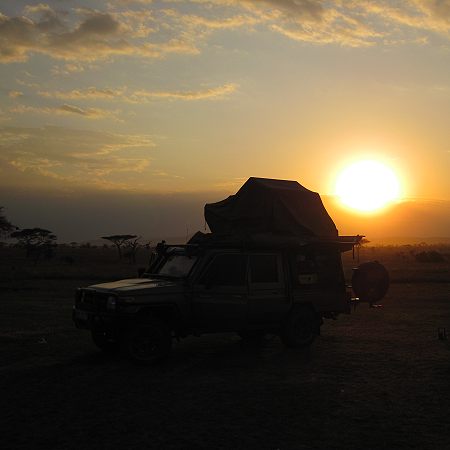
<box><xmin>68</xmin><ymin>332</ymin><xmax>317</xmax><ymax>374</ymax></box>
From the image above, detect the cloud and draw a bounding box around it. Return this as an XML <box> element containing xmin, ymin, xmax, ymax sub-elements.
<box><xmin>51</xmin><ymin>62</ymin><xmax>89</xmax><ymax>75</ymax></box>
<box><xmin>0</xmin><ymin>126</ymin><xmax>156</xmax><ymax>190</ymax></box>
<box><xmin>15</xmin><ymin>78</ymin><xmax>40</xmax><ymax>89</ymax></box>
<box><xmin>1</xmin><ymin>1</ymin><xmax>449</xmax><ymax>67</ymax></box>
<box><xmin>58</xmin><ymin>103</ymin><xmax>119</xmax><ymax>118</ymax></box>
<box><xmin>163</xmin><ymin>8</ymin><xmax>261</xmax><ymax>31</ymax></box>
<box><xmin>39</xmin><ymin>87</ymin><xmax>124</xmax><ymax>100</ymax></box>
<box><xmin>0</xmin><ymin>7</ymin><xmax>198</xmax><ymax>63</ymax></box>
<box><xmin>134</xmin><ymin>83</ymin><xmax>238</xmax><ymax>100</ymax></box>
<box><xmin>8</xmin><ymin>90</ymin><xmax>23</xmax><ymax>98</ymax></box>
<box><xmin>219</xmin><ymin>0</ymin><xmax>450</xmax><ymax>45</ymax></box>
<box><xmin>240</xmin><ymin>0</ymin><xmax>326</xmax><ymax>22</ymax></box>
<box><xmin>0</xmin><ymin>0</ymin><xmax>450</xmax><ymax>70</ymax></box>
<box><xmin>9</xmin><ymin>103</ymin><xmax>120</xmax><ymax>120</ymax></box>
<box><xmin>333</xmin><ymin>1</ymin><xmax>450</xmax><ymax>36</ymax></box>
<box><xmin>37</xmin><ymin>83</ymin><xmax>238</xmax><ymax>102</ymax></box>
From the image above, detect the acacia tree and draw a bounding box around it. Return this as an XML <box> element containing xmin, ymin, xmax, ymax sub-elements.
<box><xmin>123</xmin><ymin>236</ymin><xmax>142</xmax><ymax>264</ymax></box>
<box><xmin>101</xmin><ymin>234</ymin><xmax>137</xmax><ymax>260</ymax></box>
<box><xmin>11</xmin><ymin>228</ymin><xmax>57</xmax><ymax>261</ymax></box>
<box><xmin>0</xmin><ymin>207</ymin><xmax>16</xmax><ymax>239</ymax></box>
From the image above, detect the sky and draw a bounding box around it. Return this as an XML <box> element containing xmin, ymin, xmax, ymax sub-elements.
<box><xmin>1</xmin><ymin>0</ymin><xmax>449</xmax><ymax>242</ymax></box>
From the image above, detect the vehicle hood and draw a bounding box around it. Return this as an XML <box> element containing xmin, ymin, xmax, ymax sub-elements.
<box><xmin>87</xmin><ymin>277</ymin><xmax>183</xmax><ymax>296</ymax></box>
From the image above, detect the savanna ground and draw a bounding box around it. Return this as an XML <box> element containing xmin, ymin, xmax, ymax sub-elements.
<box><xmin>1</xmin><ymin>244</ymin><xmax>449</xmax><ymax>450</ymax></box>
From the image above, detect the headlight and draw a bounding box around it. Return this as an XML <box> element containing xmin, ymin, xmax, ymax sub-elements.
<box><xmin>106</xmin><ymin>296</ymin><xmax>117</xmax><ymax>311</ymax></box>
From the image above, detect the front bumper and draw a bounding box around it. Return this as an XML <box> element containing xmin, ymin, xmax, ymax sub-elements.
<box><xmin>72</xmin><ymin>307</ymin><xmax>118</xmax><ymax>331</ymax></box>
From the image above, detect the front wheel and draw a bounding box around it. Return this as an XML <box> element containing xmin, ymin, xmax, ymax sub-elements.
<box><xmin>123</xmin><ymin>320</ymin><xmax>172</xmax><ymax>365</ymax></box>
<box><xmin>280</xmin><ymin>307</ymin><xmax>318</xmax><ymax>349</ymax></box>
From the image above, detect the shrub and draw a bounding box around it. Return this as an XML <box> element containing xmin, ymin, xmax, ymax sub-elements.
<box><xmin>415</xmin><ymin>251</ymin><xmax>446</xmax><ymax>263</ymax></box>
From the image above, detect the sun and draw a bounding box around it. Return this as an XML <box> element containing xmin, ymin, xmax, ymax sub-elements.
<box><xmin>335</xmin><ymin>160</ymin><xmax>401</xmax><ymax>212</ymax></box>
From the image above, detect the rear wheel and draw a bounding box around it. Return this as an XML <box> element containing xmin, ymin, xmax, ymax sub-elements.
<box><xmin>123</xmin><ymin>320</ymin><xmax>172</xmax><ymax>365</ymax></box>
<box><xmin>281</xmin><ymin>307</ymin><xmax>318</xmax><ymax>348</ymax></box>
<box><xmin>91</xmin><ymin>330</ymin><xmax>119</xmax><ymax>353</ymax></box>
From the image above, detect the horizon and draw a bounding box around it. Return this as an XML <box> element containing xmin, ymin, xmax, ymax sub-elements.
<box><xmin>2</xmin><ymin>183</ymin><xmax>450</xmax><ymax>244</ymax></box>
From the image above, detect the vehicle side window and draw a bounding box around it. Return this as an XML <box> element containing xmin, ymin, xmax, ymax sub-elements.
<box><xmin>199</xmin><ymin>254</ymin><xmax>248</xmax><ymax>286</ymax></box>
<box><xmin>158</xmin><ymin>255</ymin><xmax>197</xmax><ymax>277</ymax></box>
<box><xmin>249</xmin><ymin>254</ymin><xmax>279</xmax><ymax>284</ymax></box>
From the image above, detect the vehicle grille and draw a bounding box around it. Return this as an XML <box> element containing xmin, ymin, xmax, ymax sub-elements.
<box><xmin>76</xmin><ymin>289</ymin><xmax>109</xmax><ymax>312</ymax></box>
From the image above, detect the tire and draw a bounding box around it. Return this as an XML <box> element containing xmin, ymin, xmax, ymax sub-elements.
<box><xmin>281</xmin><ymin>307</ymin><xmax>318</xmax><ymax>349</ymax></box>
<box><xmin>352</xmin><ymin>261</ymin><xmax>389</xmax><ymax>305</ymax></box>
<box><xmin>123</xmin><ymin>320</ymin><xmax>172</xmax><ymax>365</ymax></box>
<box><xmin>91</xmin><ymin>330</ymin><xmax>120</xmax><ymax>353</ymax></box>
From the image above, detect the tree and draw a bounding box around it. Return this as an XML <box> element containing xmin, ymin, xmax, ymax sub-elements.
<box><xmin>354</xmin><ymin>237</ymin><xmax>370</xmax><ymax>264</ymax></box>
<box><xmin>123</xmin><ymin>236</ymin><xmax>142</xmax><ymax>264</ymax></box>
<box><xmin>101</xmin><ymin>234</ymin><xmax>137</xmax><ymax>260</ymax></box>
<box><xmin>11</xmin><ymin>228</ymin><xmax>57</xmax><ymax>261</ymax></box>
<box><xmin>0</xmin><ymin>207</ymin><xmax>16</xmax><ymax>238</ymax></box>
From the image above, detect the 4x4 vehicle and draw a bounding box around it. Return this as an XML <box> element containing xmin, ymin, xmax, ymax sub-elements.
<box><xmin>73</xmin><ymin>236</ymin><xmax>369</xmax><ymax>364</ymax></box>
<box><xmin>73</xmin><ymin>177</ymin><xmax>389</xmax><ymax>364</ymax></box>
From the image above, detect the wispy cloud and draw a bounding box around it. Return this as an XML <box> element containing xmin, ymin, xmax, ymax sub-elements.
<box><xmin>51</xmin><ymin>62</ymin><xmax>97</xmax><ymax>76</ymax></box>
<box><xmin>10</xmin><ymin>104</ymin><xmax>121</xmax><ymax>120</ymax></box>
<box><xmin>37</xmin><ymin>83</ymin><xmax>238</xmax><ymax>102</ymax></box>
<box><xmin>8</xmin><ymin>90</ymin><xmax>23</xmax><ymax>98</ymax></box>
<box><xmin>1</xmin><ymin>1</ymin><xmax>449</xmax><ymax>66</ymax></box>
<box><xmin>135</xmin><ymin>83</ymin><xmax>238</xmax><ymax>100</ymax></box>
<box><xmin>58</xmin><ymin>104</ymin><xmax>119</xmax><ymax>118</ymax></box>
<box><xmin>0</xmin><ymin>126</ymin><xmax>156</xmax><ymax>190</ymax></box>
<box><xmin>38</xmin><ymin>87</ymin><xmax>123</xmax><ymax>100</ymax></box>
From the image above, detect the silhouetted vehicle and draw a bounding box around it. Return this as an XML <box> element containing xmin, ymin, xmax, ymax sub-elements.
<box><xmin>72</xmin><ymin>236</ymin><xmax>385</xmax><ymax>364</ymax></box>
<box><xmin>72</xmin><ymin>178</ymin><xmax>389</xmax><ymax>364</ymax></box>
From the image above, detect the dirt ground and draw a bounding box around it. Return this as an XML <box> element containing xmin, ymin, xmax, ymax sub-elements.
<box><xmin>1</xmin><ymin>246</ymin><xmax>449</xmax><ymax>450</ymax></box>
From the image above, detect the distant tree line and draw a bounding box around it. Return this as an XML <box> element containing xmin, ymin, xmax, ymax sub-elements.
<box><xmin>1</xmin><ymin>207</ymin><xmax>151</xmax><ymax>265</ymax></box>
<box><xmin>414</xmin><ymin>250</ymin><xmax>446</xmax><ymax>263</ymax></box>
<box><xmin>11</xmin><ymin>228</ymin><xmax>57</xmax><ymax>261</ymax></box>
<box><xmin>1</xmin><ymin>206</ymin><xmax>57</xmax><ymax>263</ymax></box>
<box><xmin>101</xmin><ymin>235</ymin><xmax>146</xmax><ymax>263</ymax></box>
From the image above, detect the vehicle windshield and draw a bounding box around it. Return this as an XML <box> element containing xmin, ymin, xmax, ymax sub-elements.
<box><xmin>156</xmin><ymin>254</ymin><xmax>197</xmax><ymax>278</ymax></box>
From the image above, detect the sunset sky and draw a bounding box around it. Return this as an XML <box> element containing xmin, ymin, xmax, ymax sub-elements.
<box><xmin>1</xmin><ymin>1</ymin><xmax>449</xmax><ymax>242</ymax></box>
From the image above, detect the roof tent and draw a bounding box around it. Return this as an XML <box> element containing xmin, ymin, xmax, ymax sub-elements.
<box><xmin>205</xmin><ymin>177</ymin><xmax>338</xmax><ymax>238</ymax></box>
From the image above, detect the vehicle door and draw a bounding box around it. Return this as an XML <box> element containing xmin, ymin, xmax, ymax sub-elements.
<box><xmin>247</xmin><ymin>253</ymin><xmax>289</xmax><ymax>325</ymax></box>
<box><xmin>292</xmin><ymin>248</ymin><xmax>347</xmax><ymax>311</ymax></box>
<box><xmin>192</xmin><ymin>253</ymin><xmax>248</xmax><ymax>331</ymax></box>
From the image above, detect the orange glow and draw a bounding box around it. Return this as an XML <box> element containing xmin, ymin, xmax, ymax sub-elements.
<box><xmin>335</xmin><ymin>160</ymin><xmax>401</xmax><ymax>213</ymax></box>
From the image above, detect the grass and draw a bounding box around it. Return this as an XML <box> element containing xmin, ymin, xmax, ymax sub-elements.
<box><xmin>1</xmin><ymin>245</ymin><xmax>449</xmax><ymax>449</ymax></box>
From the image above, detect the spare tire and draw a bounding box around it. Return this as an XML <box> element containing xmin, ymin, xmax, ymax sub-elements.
<box><xmin>352</xmin><ymin>261</ymin><xmax>389</xmax><ymax>305</ymax></box>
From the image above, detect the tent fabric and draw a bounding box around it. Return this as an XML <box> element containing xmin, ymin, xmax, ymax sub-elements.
<box><xmin>204</xmin><ymin>177</ymin><xmax>338</xmax><ymax>238</ymax></box>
